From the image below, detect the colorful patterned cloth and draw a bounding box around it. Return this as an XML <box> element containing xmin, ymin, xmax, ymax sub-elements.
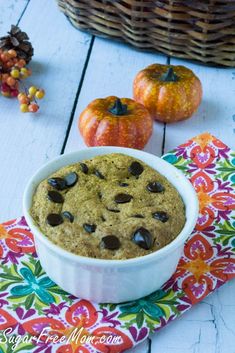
<box><xmin>0</xmin><ymin>133</ymin><xmax>235</xmax><ymax>353</ymax></box>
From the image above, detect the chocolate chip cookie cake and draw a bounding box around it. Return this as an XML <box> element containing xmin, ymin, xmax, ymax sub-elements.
<box><xmin>30</xmin><ymin>153</ymin><xmax>185</xmax><ymax>260</ymax></box>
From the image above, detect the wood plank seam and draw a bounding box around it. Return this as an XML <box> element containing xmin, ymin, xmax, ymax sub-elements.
<box><xmin>147</xmin><ymin>337</ymin><xmax>152</xmax><ymax>353</ymax></box>
<box><xmin>60</xmin><ymin>35</ymin><xmax>95</xmax><ymax>154</ymax></box>
<box><xmin>16</xmin><ymin>0</ymin><xmax>31</xmax><ymax>26</ymax></box>
<box><xmin>160</xmin><ymin>55</ymin><xmax>170</xmax><ymax>156</ymax></box>
<box><xmin>161</xmin><ymin>123</ymin><xmax>167</xmax><ymax>156</ymax></box>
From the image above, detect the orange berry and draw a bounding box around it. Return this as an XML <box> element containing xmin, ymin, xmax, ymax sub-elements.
<box><xmin>16</xmin><ymin>59</ymin><xmax>26</xmax><ymax>68</ymax></box>
<box><xmin>18</xmin><ymin>92</ymin><xmax>25</xmax><ymax>100</ymax></box>
<box><xmin>28</xmin><ymin>103</ymin><xmax>39</xmax><ymax>113</ymax></box>
<box><xmin>6</xmin><ymin>76</ymin><xmax>16</xmax><ymax>87</ymax></box>
<box><xmin>1</xmin><ymin>52</ymin><xmax>11</xmax><ymax>62</ymax></box>
<box><xmin>18</xmin><ymin>93</ymin><xmax>30</xmax><ymax>104</ymax></box>
<box><xmin>6</xmin><ymin>60</ymin><xmax>14</xmax><ymax>68</ymax></box>
<box><xmin>20</xmin><ymin>96</ymin><xmax>30</xmax><ymax>104</ymax></box>
<box><xmin>8</xmin><ymin>49</ymin><xmax>17</xmax><ymax>58</ymax></box>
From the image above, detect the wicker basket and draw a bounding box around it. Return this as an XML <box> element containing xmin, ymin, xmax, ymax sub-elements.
<box><xmin>56</xmin><ymin>0</ymin><xmax>235</xmax><ymax>67</ymax></box>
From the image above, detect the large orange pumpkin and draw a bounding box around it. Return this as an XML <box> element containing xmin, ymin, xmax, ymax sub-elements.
<box><xmin>133</xmin><ymin>64</ymin><xmax>202</xmax><ymax>123</ymax></box>
<box><xmin>79</xmin><ymin>96</ymin><xmax>153</xmax><ymax>149</ymax></box>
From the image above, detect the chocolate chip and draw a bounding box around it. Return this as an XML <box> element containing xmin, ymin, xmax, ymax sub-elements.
<box><xmin>48</xmin><ymin>177</ymin><xmax>66</xmax><ymax>190</ymax></box>
<box><xmin>152</xmin><ymin>211</ymin><xmax>169</xmax><ymax>223</ymax></box>
<box><xmin>62</xmin><ymin>211</ymin><xmax>74</xmax><ymax>223</ymax></box>
<box><xmin>106</xmin><ymin>208</ymin><xmax>120</xmax><ymax>213</ymax></box>
<box><xmin>128</xmin><ymin>161</ymin><xmax>144</xmax><ymax>176</ymax></box>
<box><xmin>46</xmin><ymin>213</ymin><xmax>63</xmax><ymax>227</ymax></box>
<box><xmin>47</xmin><ymin>190</ymin><xmax>64</xmax><ymax>203</ymax></box>
<box><xmin>114</xmin><ymin>193</ymin><xmax>133</xmax><ymax>204</ymax></box>
<box><xmin>132</xmin><ymin>214</ymin><xmax>145</xmax><ymax>218</ymax></box>
<box><xmin>101</xmin><ymin>215</ymin><xmax>106</xmax><ymax>222</ymax></box>
<box><xmin>83</xmin><ymin>223</ymin><xmax>96</xmax><ymax>233</ymax></box>
<box><xmin>100</xmin><ymin>235</ymin><xmax>121</xmax><ymax>250</ymax></box>
<box><xmin>80</xmin><ymin>162</ymin><xmax>89</xmax><ymax>174</ymax></box>
<box><xmin>119</xmin><ymin>182</ymin><xmax>129</xmax><ymax>187</ymax></box>
<box><xmin>64</xmin><ymin>172</ymin><xmax>78</xmax><ymax>187</ymax></box>
<box><xmin>132</xmin><ymin>227</ymin><xmax>153</xmax><ymax>250</ymax></box>
<box><xmin>98</xmin><ymin>192</ymin><xmax>102</xmax><ymax>199</ymax></box>
<box><xmin>94</xmin><ymin>169</ymin><xmax>105</xmax><ymax>179</ymax></box>
<box><xmin>147</xmin><ymin>181</ymin><xmax>165</xmax><ymax>193</ymax></box>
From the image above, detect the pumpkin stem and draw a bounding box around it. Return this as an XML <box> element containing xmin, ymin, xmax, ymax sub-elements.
<box><xmin>160</xmin><ymin>67</ymin><xmax>179</xmax><ymax>82</ymax></box>
<box><xmin>109</xmin><ymin>98</ymin><xmax>128</xmax><ymax>116</ymax></box>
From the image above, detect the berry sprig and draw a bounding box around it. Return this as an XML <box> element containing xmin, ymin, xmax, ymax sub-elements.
<box><xmin>0</xmin><ymin>47</ymin><xmax>45</xmax><ymax>113</ymax></box>
<box><xmin>18</xmin><ymin>86</ymin><xmax>45</xmax><ymax>113</ymax></box>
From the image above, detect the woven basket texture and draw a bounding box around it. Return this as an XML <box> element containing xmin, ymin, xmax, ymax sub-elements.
<box><xmin>56</xmin><ymin>0</ymin><xmax>235</xmax><ymax>67</ymax></box>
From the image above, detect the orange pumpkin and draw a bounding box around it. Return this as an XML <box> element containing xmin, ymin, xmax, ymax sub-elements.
<box><xmin>79</xmin><ymin>96</ymin><xmax>153</xmax><ymax>149</ymax></box>
<box><xmin>133</xmin><ymin>64</ymin><xmax>202</xmax><ymax>123</ymax></box>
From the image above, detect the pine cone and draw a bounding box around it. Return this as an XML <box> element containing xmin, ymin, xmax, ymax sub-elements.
<box><xmin>0</xmin><ymin>25</ymin><xmax>34</xmax><ymax>63</ymax></box>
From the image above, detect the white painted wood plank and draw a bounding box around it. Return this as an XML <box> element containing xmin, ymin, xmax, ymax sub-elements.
<box><xmin>151</xmin><ymin>305</ymin><xmax>217</xmax><ymax>353</ymax></box>
<box><xmin>0</xmin><ymin>0</ymin><xmax>28</xmax><ymax>32</ymax></box>
<box><xmin>163</xmin><ymin>59</ymin><xmax>235</xmax><ymax>152</ymax></box>
<box><xmin>64</xmin><ymin>37</ymin><xmax>167</xmax><ymax>156</ymax></box>
<box><xmin>0</xmin><ymin>0</ymin><xmax>92</xmax><ymax>222</ymax></box>
<box><xmin>153</xmin><ymin>322</ymin><xmax>216</xmax><ymax>353</ymax></box>
<box><xmin>126</xmin><ymin>340</ymin><xmax>149</xmax><ymax>353</ymax></box>
<box><xmin>151</xmin><ymin>280</ymin><xmax>235</xmax><ymax>353</ymax></box>
<box><xmin>203</xmin><ymin>281</ymin><xmax>235</xmax><ymax>353</ymax></box>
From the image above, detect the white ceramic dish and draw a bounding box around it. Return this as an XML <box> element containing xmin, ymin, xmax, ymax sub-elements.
<box><xmin>23</xmin><ymin>147</ymin><xmax>198</xmax><ymax>303</ymax></box>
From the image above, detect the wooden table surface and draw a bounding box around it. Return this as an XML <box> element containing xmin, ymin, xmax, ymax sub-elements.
<box><xmin>1</xmin><ymin>1</ymin><xmax>235</xmax><ymax>352</ymax></box>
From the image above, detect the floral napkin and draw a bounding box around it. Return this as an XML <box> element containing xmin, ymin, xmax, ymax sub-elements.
<box><xmin>0</xmin><ymin>133</ymin><xmax>235</xmax><ymax>353</ymax></box>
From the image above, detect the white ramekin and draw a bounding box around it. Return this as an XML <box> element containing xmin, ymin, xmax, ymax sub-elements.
<box><xmin>23</xmin><ymin>147</ymin><xmax>198</xmax><ymax>303</ymax></box>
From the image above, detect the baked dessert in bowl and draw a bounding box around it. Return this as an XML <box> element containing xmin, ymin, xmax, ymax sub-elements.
<box><xmin>30</xmin><ymin>153</ymin><xmax>185</xmax><ymax>260</ymax></box>
<box><xmin>23</xmin><ymin>147</ymin><xmax>198</xmax><ymax>303</ymax></box>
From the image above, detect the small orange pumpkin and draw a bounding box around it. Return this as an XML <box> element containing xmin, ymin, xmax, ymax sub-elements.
<box><xmin>133</xmin><ymin>64</ymin><xmax>202</xmax><ymax>123</ymax></box>
<box><xmin>79</xmin><ymin>96</ymin><xmax>153</xmax><ymax>149</ymax></box>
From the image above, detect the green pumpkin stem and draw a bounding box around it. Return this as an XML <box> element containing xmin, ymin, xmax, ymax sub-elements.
<box><xmin>109</xmin><ymin>98</ymin><xmax>128</xmax><ymax>116</ymax></box>
<box><xmin>160</xmin><ymin>67</ymin><xmax>179</xmax><ymax>82</ymax></box>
